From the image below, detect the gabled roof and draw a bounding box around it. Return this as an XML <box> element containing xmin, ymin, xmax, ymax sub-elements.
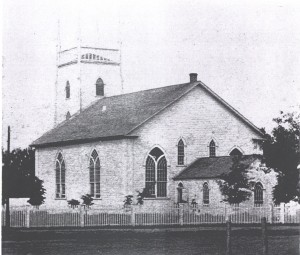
<box><xmin>173</xmin><ymin>155</ymin><xmax>261</xmax><ymax>180</ymax></box>
<box><xmin>31</xmin><ymin>81</ymin><xmax>263</xmax><ymax>148</ymax></box>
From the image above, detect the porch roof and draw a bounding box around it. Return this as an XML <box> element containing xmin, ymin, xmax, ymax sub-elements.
<box><xmin>173</xmin><ymin>155</ymin><xmax>261</xmax><ymax>180</ymax></box>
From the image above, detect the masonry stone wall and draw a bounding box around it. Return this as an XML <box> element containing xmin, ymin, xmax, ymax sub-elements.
<box><xmin>36</xmin><ymin>139</ymin><xmax>129</xmax><ymax>209</ymax></box>
<box><xmin>130</xmin><ymin>85</ymin><xmax>263</xmax><ymax>205</ymax></box>
<box><xmin>174</xmin><ymin>160</ymin><xmax>277</xmax><ymax>208</ymax></box>
<box><xmin>37</xmin><ymin>84</ymin><xmax>268</xmax><ymax>210</ymax></box>
<box><xmin>55</xmin><ymin>61</ymin><xmax>122</xmax><ymax>125</ymax></box>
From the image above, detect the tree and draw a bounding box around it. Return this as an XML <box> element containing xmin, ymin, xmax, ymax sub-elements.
<box><xmin>27</xmin><ymin>177</ymin><xmax>46</xmax><ymax>206</ymax></box>
<box><xmin>218</xmin><ymin>156</ymin><xmax>255</xmax><ymax>204</ymax></box>
<box><xmin>259</xmin><ymin>109</ymin><xmax>300</xmax><ymax>203</ymax></box>
<box><xmin>2</xmin><ymin>147</ymin><xmax>46</xmax><ymax>206</ymax></box>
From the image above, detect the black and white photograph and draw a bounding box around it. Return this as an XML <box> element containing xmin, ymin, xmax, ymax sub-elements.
<box><xmin>2</xmin><ymin>0</ymin><xmax>300</xmax><ymax>254</ymax></box>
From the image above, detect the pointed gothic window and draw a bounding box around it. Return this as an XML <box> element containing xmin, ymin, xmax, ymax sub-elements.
<box><xmin>89</xmin><ymin>150</ymin><xmax>100</xmax><ymax>198</ymax></box>
<box><xmin>55</xmin><ymin>153</ymin><xmax>66</xmax><ymax>199</ymax></box>
<box><xmin>145</xmin><ymin>147</ymin><xmax>167</xmax><ymax>198</ymax></box>
<box><xmin>254</xmin><ymin>182</ymin><xmax>263</xmax><ymax>206</ymax></box>
<box><xmin>209</xmin><ymin>140</ymin><xmax>216</xmax><ymax>157</ymax></box>
<box><xmin>96</xmin><ymin>78</ymin><xmax>104</xmax><ymax>96</ymax></box>
<box><xmin>177</xmin><ymin>139</ymin><xmax>185</xmax><ymax>165</ymax></box>
<box><xmin>177</xmin><ymin>183</ymin><xmax>184</xmax><ymax>203</ymax></box>
<box><xmin>66</xmin><ymin>111</ymin><xmax>71</xmax><ymax>120</ymax></box>
<box><xmin>230</xmin><ymin>148</ymin><xmax>243</xmax><ymax>157</ymax></box>
<box><xmin>203</xmin><ymin>182</ymin><xmax>209</xmax><ymax>205</ymax></box>
<box><xmin>66</xmin><ymin>81</ymin><xmax>70</xmax><ymax>99</ymax></box>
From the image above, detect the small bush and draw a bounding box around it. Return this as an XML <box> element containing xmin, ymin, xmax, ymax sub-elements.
<box><xmin>124</xmin><ymin>195</ymin><xmax>133</xmax><ymax>207</ymax></box>
<box><xmin>67</xmin><ymin>199</ymin><xmax>80</xmax><ymax>208</ymax></box>
<box><xmin>136</xmin><ymin>188</ymin><xmax>149</xmax><ymax>205</ymax></box>
<box><xmin>81</xmin><ymin>194</ymin><xmax>94</xmax><ymax>208</ymax></box>
<box><xmin>191</xmin><ymin>199</ymin><xmax>197</xmax><ymax>206</ymax></box>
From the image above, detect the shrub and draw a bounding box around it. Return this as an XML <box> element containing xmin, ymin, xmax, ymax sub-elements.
<box><xmin>67</xmin><ymin>199</ymin><xmax>80</xmax><ymax>208</ymax></box>
<box><xmin>81</xmin><ymin>194</ymin><xmax>94</xmax><ymax>208</ymax></box>
<box><xmin>136</xmin><ymin>188</ymin><xmax>149</xmax><ymax>205</ymax></box>
<box><xmin>123</xmin><ymin>195</ymin><xmax>133</xmax><ymax>207</ymax></box>
<box><xmin>27</xmin><ymin>177</ymin><xmax>46</xmax><ymax>207</ymax></box>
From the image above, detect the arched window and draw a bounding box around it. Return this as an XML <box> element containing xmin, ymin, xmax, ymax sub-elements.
<box><xmin>55</xmin><ymin>153</ymin><xmax>66</xmax><ymax>199</ymax></box>
<box><xmin>66</xmin><ymin>111</ymin><xmax>71</xmax><ymax>120</ymax></box>
<box><xmin>89</xmin><ymin>150</ymin><xmax>100</xmax><ymax>198</ymax></box>
<box><xmin>209</xmin><ymin>140</ymin><xmax>216</xmax><ymax>157</ymax></box>
<box><xmin>66</xmin><ymin>81</ymin><xmax>70</xmax><ymax>99</ymax></box>
<box><xmin>177</xmin><ymin>183</ymin><xmax>184</xmax><ymax>203</ymax></box>
<box><xmin>177</xmin><ymin>139</ymin><xmax>185</xmax><ymax>165</ymax></box>
<box><xmin>96</xmin><ymin>78</ymin><xmax>104</xmax><ymax>96</ymax></box>
<box><xmin>203</xmin><ymin>182</ymin><xmax>209</xmax><ymax>205</ymax></box>
<box><xmin>145</xmin><ymin>147</ymin><xmax>167</xmax><ymax>198</ymax></box>
<box><xmin>254</xmin><ymin>182</ymin><xmax>263</xmax><ymax>206</ymax></box>
<box><xmin>230</xmin><ymin>148</ymin><xmax>243</xmax><ymax>157</ymax></box>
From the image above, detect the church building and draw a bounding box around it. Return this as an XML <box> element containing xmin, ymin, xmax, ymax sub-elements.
<box><xmin>31</xmin><ymin>45</ymin><xmax>276</xmax><ymax>209</ymax></box>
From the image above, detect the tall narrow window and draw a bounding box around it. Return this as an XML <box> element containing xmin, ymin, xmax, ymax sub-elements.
<box><xmin>55</xmin><ymin>153</ymin><xmax>66</xmax><ymax>199</ymax></box>
<box><xmin>145</xmin><ymin>147</ymin><xmax>167</xmax><ymax>198</ymax></box>
<box><xmin>203</xmin><ymin>182</ymin><xmax>209</xmax><ymax>205</ymax></box>
<box><xmin>89</xmin><ymin>150</ymin><xmax>100</xmax><ymax>198</ymax></box>
<box><xmin>177</xmin><ymin>183</ymin><xmax>183</xmax><ymax>203</ymax></box>
<box><xmin>177</xmin><ymin>139</ymin><xmax>185</xmax><ymax>165</ymax></box>
<box><xmin>66</xmin><ymin>111</ymin><xmax>71</xmax><ymax>120</ymax></box>
<box><xmin>145</xmin><ymin>157</ymin><xmax>155</xmax><ymax>197</ymax></box>
<box><xmin>209</xmin><ymin>140</ymin><xmax>216</xmax><ymax>157</ymax></box>
<box><xmin>96</xmin><ymin>78</ymin><xmax>104</xmax><ymax>96</ymax></box>
<box><xmin>254</xmin><ymin>182</ymin><xmax>263</xmax><ymax>206</ymax></box>
<box><xmin>157</xmin><ymin>157</ymin><xmax>167</xmax><ymax>197</ymax></box>
<box><xmin>66</xmin><ymin>81</ymin><xmax>70</xmax><ymax>99</ymax></box>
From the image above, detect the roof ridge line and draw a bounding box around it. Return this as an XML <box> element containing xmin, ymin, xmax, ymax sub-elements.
<box><xmin>101</xmin><ymin>81</ymin><xmax>192</xmax><ymax>100</ymax></box>
<box><xmin>126</xmin><ymin>82</ymin><xmax>200</xmax><ymax>135</ymax></box>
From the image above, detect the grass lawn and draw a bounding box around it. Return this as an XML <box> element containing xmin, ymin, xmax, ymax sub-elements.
<box><xmin>2</xmin><ymin>226</ymin><xmax>299</xmax><ymax>255</ymax></box>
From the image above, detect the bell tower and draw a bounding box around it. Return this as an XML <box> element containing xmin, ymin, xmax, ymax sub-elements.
<box><xmin>54</xmin><ymin>45</ymin><xmax>123</xmax><ymax>125</ymax></box>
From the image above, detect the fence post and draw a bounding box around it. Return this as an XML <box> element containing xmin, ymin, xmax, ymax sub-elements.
<box><xmin>225</xmin><ymin>203</ymin><xmax>227</xmax><ymax>223</ymax></box>
<box><xmin>179</xmin><ymin>204</ymin><xmax>184</xmax><ymax>226</ymax></box>
<box><xmin>262</xmin><ymin>217</ymin><xmax>268</xmax><ymax>255</ymax></box>
<box><xmin>26</xmin><ymin>205</ymin><xmax>30</xmax><ymax>228</ymax></box>
<box><xmin>269</xmin><ymin>204</ymin><xmax>273</xmax><ymax>224</ymax></box>
<box><xmin>226</xmin><ymin>218</ymin><xmax>232</xmax><ymax>255</ymax></box>
<box><xmin>80</xmin><ymin>205</ymin><xmax>84</xmax><ymax>227</ymax></box>
<box><xmin>131</xmin><ymin>206</ymin><xmax>135</xmax><ymax>226</ymax></box>
<box><xmin>280</xmin><ymin>203</ymin><xmax>285</xmax><ymax>224</ymax></box>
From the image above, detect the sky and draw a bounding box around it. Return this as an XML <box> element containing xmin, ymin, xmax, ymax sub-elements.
<box><xmin>2</xmin><ymin>0</ymin><xmax>300</xmax><ymax>149</ymax></box>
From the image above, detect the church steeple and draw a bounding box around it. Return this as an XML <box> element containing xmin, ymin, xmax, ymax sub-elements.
<box><xmin>54</xmin><ymin>45</ymin><xmax>122</xmax><ymax>125</ymax></box>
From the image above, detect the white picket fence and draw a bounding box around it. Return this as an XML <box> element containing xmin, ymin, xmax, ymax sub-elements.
<box><xmin>2</xmin><ymin>203</ymin><xmax>300</xmax><ymax>228</ymax></box>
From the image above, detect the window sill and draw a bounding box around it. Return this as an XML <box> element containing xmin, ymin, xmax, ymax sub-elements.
<box><xmin>144</xmin><ymin>197</ymin><xmax>170</xmax><ymax>201</ymax></box>
<box><xmin>176</xmin><ymin>165</ymin><xmax>187</xmax><ymax>167</ymax></box>
<box><xmin>55</xmin><ymin>198</ymin><xmax>67</xmax><ymax>200</ymax></box>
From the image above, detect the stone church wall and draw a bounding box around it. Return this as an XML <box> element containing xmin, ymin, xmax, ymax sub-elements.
<box><xmin>36</xmin><ymin>139</ymin><xmax>129</xmax><ymax>208</ymax></box>
<box><xmin>36</xmin><ymin>84</ymin><xmax>267</xmax><ymax>209</ymax></box>
<box><xmin>130</xmin><ymin>85</ymin><xmax>263</xmax><ymax>205</ymax></box>
<box><xmin>55</xmin><ymin>58</ymin><xmax>122</xmax><ymax>125</ymax></box>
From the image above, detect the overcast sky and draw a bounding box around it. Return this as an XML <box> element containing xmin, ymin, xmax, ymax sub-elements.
<box><xmin>2</xmin><ymin>0</ymin><xmax>300</xmax><ymax>149</ymax></box>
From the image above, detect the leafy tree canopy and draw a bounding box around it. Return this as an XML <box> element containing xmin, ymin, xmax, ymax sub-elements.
<box><xmin>218</xmin><ymin>156</ymin><xmax>256</xmax><ymax>204</ymax></box>
<box><xmin>2</xmin><ymin>147</ymin><xmax>46</xmax><ymax>206</ymax></box>
<box><xmin>260</xmin><ymin>109</ymin><xmax>300</xmax><ymax>203</ymax></box>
